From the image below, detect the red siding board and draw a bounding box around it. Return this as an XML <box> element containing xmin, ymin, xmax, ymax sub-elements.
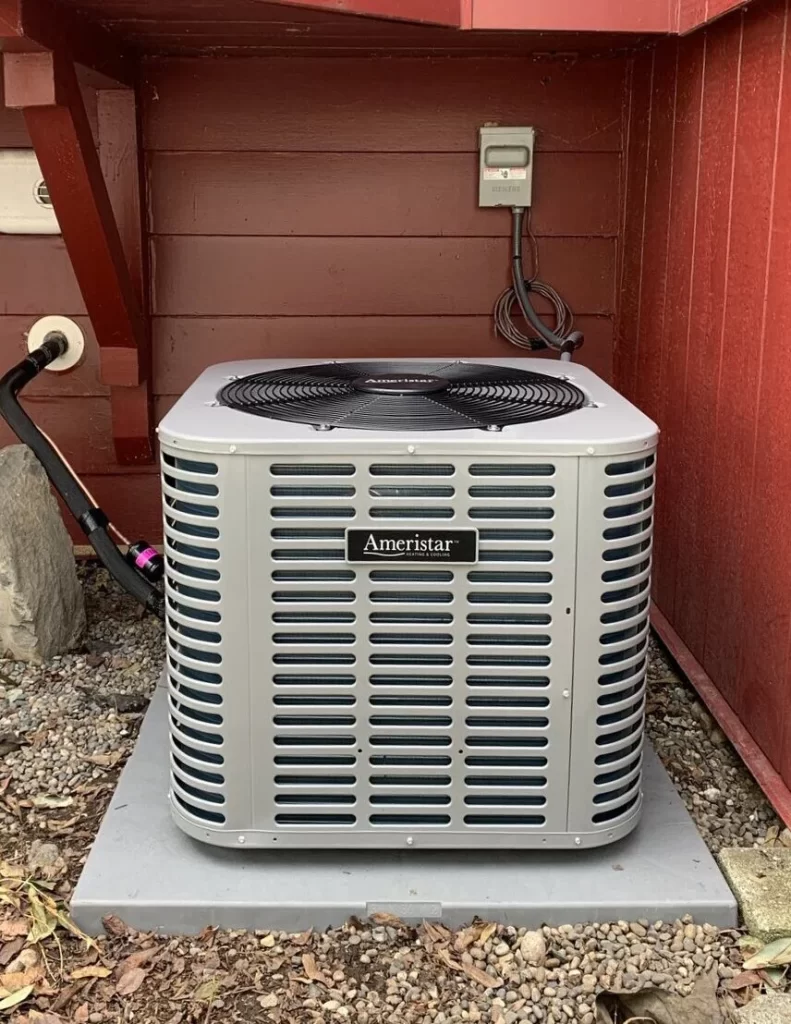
<box><xmin>672</xmin><ymin>14</ymin><xmax>741</xmax><ymax>651</ymax></box>
<box><xmin>143</xmin><ymin>58</ymin><xmax>625</xmax><ymax>153</ymax></box>
<box><xmin>702</xmin><ymin>2</ymin><xmax>784</xmax><ymax>723</ymax></box>
<box><xmin>152</xmin><ymin>236</ymin><xmax>616</xmax><ymax>317</ymax></box>
<box><xmin>649</xmin><ymin>34</ymin><xmax>704</xmax><ymax>620</ymax></box>
<box><xmin>622</xmin><ymin>0</ymin><xmax>791</xmax><ymax>796</ymax></box>
<box><xmin>148</xmin><ymin>152</ymin><xmax>621</xmax><ymax>239</ymax></box>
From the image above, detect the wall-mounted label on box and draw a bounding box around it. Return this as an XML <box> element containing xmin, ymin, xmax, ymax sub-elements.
<box><xmin>346</xmin><ymin>528</ymin><xmax>478</xmax><ymax>563</ymax></box>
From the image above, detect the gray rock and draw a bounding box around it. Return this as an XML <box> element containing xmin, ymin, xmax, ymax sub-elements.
<box><xmin>735</xmin><ymin>994</ymin><xmax>791</xmax><ymax>1023</ymax></box>
<box><xmin>0</xmin><ymin>445</ymin><xmax>85</xmax><ymax>661</ymax></box>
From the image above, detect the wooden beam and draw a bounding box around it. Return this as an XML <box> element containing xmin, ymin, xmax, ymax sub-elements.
<box><xmin>268</xmin><ymin>0</ymin><xmax>464</xmax><ymax>26</ymax></box>
<box><xmin>98</xmin><ymin>88</ymin><xmax>154</xmax><ymax>464</ymax></box>
<box><xmin>0</xmin><ymin>0</ymin><xmax>133</xmax><ymax>87</ymax></box>
<box><xmin>4</xmin><ymin>51</ymin><xmax>146</xmax><ymax>391</ymax></box>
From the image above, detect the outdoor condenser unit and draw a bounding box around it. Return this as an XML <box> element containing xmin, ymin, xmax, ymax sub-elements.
<box><xmin>158</xmin><ymin>358</ymin><xmax>657</xmax><ymax>850</ymax></box>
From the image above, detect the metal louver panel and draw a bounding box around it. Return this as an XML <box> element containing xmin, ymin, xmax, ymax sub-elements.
<box><xmin>242</xmin><ymin>455</ymin><xmax>579</xmax><ymax>846</ymax></box>
<box><xmin>162</xmin><ymin>451</ymin><xmax>229</xmax><ymax>829</ymax></box>
<box><xmin>568</xmin><ymin>450</ymin><xmax>656</xmax><ymax>838</ymax></box>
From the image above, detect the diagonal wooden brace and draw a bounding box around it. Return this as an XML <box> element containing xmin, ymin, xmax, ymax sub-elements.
<box><xmin>3</xmin><ymin>50</ymin><xmax>153</xmax><ymax>463</ymax></box>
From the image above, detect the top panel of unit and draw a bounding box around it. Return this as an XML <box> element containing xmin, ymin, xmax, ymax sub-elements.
<box><xmin>158</xmin><ymin>358</ymin><xmax>658</xmax><ymax>456</ymax></box>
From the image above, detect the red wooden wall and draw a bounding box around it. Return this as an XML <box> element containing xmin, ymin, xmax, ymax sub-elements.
<box><xmin>1</xmin><ymin>53</ymin><xmax>625</xmax><ymax>539</ymax></box>
<box><xmin>617</xmin><ymin>0</ymin><xmax>791</xmax><ymax>786</ymax></box>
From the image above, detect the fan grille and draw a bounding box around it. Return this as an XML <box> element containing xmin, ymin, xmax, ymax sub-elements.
<box><xmin>217</xmin><ymin>361</ymin><xmax>587</xmax><ymax>431</ymax></box>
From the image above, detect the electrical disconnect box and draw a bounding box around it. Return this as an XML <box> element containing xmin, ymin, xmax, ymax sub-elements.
<box><xmin>478</xmin><ymin>126</ymin><xmax>535</xmax><ymax>208</ymax></box>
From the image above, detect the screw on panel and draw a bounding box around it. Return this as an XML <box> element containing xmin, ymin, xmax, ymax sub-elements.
<box><xmin>406</xmin><ymin>837</ymin><xmax>414</xmax><ymax>847</ymax></box>
<box><xmin>229</xmin><ymin>445</ymin><xmax>237</xmax><ymax>453</ymax></box>
<box><xmin>486</xmin><ymin>425</ymin><xmax>502</xmax><ymax>432</ymax></box>
<box><xmin>562</xmin><ymin>689</ymin><xmax>570</xmax><ymax>699</ymax></box>
<box><xmin>313</xmin><ymin>424</ymin><xmax>333</xmax><ymax>432</ymax></box>
<box><xmin>574</xmin><ymin>837</ymin><xmax>582</xmax><ymax>846</ymax></box>
<box><xmin>407</xmin><ymin>445</ymin><xmax>416</xmax><ymax>455</ymax></box>
<box><xmin>206</xmin><ymin>400</ymin><xmax>219</xmax><ymax>407</ymax></box>
<box><xmin>225</xmin><ymin>375</ymin><xmax>241</xmax><ymax>381</ymax></box>
<box><xmin>586</xmin><ymin>446</ymin><xmax>595</xmax><ymax>455</ymax></box>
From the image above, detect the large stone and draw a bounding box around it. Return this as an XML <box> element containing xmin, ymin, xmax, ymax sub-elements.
<box><xmin>0</xmin><ymin>445</ymin><xmax>85</xmax><ymax>661</ymax></box>
<box><xmin>719</xmin><ymin>847</ymin><xmax>791</xmax><ymax>942</ymax></box>
<box><xmin>735</xmin><ymin>994</ymin><xmax>791</xmax><ymax>1024</ymax></box>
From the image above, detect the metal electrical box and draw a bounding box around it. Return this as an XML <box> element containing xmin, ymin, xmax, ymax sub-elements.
<box><xmin>478</xmin><ymin>126</ymin><xmax>535</xmax><ymax>208</ymax></box>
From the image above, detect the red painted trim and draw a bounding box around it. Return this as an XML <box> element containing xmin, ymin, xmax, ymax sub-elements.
<box><xmin>98</xmin><ymin>88</ymin><xmax>154</xmax><ymax>465</ymax></box>
<box><xmin>472</xmin><ymin>0</ymin><xmax>674</xmax><ymax>32</ymax></box>
<box><xmin>652</xmin><ymin>601</ymin><xmax>791</xmax><ymax>829</ymax></box>
<box><xmin>267</xmin><ymin>0</ymin><xmax>463</xmax><ymax>27</ymax></box>
<box><xmin>4</xmin><ymin>52</ymin><xmax>145</xmax><ymax>391</ymax></box>
<box><xmin>0</xmin><ymin>0</ymin><xmax>133</xmax><ymax>86</ymax></box>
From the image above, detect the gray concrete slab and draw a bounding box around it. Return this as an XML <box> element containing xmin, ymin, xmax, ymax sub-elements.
<box><xmin>719</xmin><ymin>847</ymin><xmax>791</xmax><ymax>941</ymax></box>
<box><xmin>72</xmin><ymin>688</ymin><xmax>737</xmax><ymax>935</ymax></box>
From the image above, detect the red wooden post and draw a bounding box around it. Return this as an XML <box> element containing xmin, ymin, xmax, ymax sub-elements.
<box><xmin>3</xmin><ymin>50</ymin><xmax>154</xmax><ymax>463</ymax></box>
<box><xmin>99</xmin><ymin>89</ymin><xmax>153</xmax><ymax>465</ymax></box>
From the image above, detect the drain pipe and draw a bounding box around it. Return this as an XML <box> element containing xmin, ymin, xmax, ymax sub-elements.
<box><xmin>0</xmin><ymin>334</ymin><xmax>164</xmax><ymax>619</ymax></box>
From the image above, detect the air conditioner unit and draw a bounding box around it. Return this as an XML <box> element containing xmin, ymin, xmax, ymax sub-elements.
<box><xmin>158</xmin><ymin>358</ymin><xmax>657</xmax><ymax>851</ymax></box>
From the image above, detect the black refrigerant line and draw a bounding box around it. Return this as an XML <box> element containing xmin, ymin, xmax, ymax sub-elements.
<box><xmin>0</xmin><ymin>333</ymin><xmax>165</xmax><ymax>619</ymax></box>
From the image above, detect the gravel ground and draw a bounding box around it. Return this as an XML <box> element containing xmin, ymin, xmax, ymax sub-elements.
<box><xmin>0</xmin><ymin>565</ymin><xmax>786</xmax><ymax>1022</ymax></box>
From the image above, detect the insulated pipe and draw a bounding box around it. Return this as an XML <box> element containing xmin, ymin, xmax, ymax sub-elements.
<box><xmin>0</xmin><ymin>335</ymin><xmax>164</xmax><ymax>619</ymax></box>
<box><xmin>510</xmin><ymin>207</ymin><xmax>583</xmax><ymax>358</ymax></box>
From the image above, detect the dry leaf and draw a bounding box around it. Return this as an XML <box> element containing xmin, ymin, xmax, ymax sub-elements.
<box><xmin>461</xmin><ymin>963</ymin><xmax>500</xmax><ymax>989</ymax></box>
<box><xmin>0</xmin><ymin>920</ymin><xmax>28</xmax><ymax>941</ymax></box>
<box><xmin>301</xmin><ymin>954</ymin><xmax>326</xmax><ymax>985</ymax></box>
<box><xmin>422</xmin><ymin>921</ymin><xmax>451</xmax><ymax>944</ymax></box>
<box><xmin>28</xmin><ymin>1011</ymin><xmax>65</xmax><ymax>1023</ymax></box>
<box><xmin>436</xmin><ymin>949</ymin><xmax>464</xmax><ymax>972</ymax></box>
<box><xmin>0</xmin><ymin>938</ymin><xmax>25</xmax><ymax>967</ymax></box>
<box><xmin>115</xmin><ymin>966</ymin><xmax>146</xmax><ymax>996</ymax></box>
<box><xmin>26</xmin><ymin>891</ymin><xmax>57</xmax><ymax>944</ymax></box>
<box><xmin>727</xmin><ymin>970</ymin><xmax>762</xmax><ymax>990</ymax></box>
<box><xmin>30</xmin><ymin>796</ymin><xmax>73</xmax><ymax>810</ymax></box>
<box><xmin>454</xmin><ymin>927</ymin><xmax>478</xmax><ymax>952</ymax></box>
<box><xmin>479</xmin><ymin>922</ymin><xmax>498</xmax><ymax>944</ymax></box>
<box><xmin>101</xmin><ymin>915</ymin><xmax>128</xmax><ymax>938</ymax></box>
<box><xmin>744</xmin><ymin>936</ymin><xmax>791</xmax><ymax>970</ymax></box>
<box><xmin>70</xmin><ymin>966</ymin><xmax>112</xmax><ymax>981</ymax></box>
<box><xmin>192</xmin><ymin>978</ymin><xmax>220</xmax><ymax>1004</ymax></box>
<box><xmin>0</xmin><ymin>966</ymin><xmax>43</xmax><ymax>992</ymax></box>
<box><xmin>0</xmin><ymin>863</ymin><xmax>25</xmax><ymax>882</ymax></box>
<box><xmin>370</xmin><ymin>912</ymin><xmax>404</xmax><ymax>928</ymax></box>
<box><xmin>0</xmin><ymin>983</ymin><xmax>33</xmax><ymax>1010</ymax></box>
<box><xmin>83</xmin><ymin>753</ymin><xmax>123</xmax><ymax>769</ymax></box>
<box><xmin>117</xmin><ymin>947</ymin><xmax>158</xmax><ymax>974</ymax></box>
<box><xmin>73</xmin><ymin>1004</ymin><xmax>89</xmax><ymax>1023</ymax></box>
<box><xmin>290</xmin><ymin>929</ymin><xmax>313</xmax><ymax>946</ymax></box>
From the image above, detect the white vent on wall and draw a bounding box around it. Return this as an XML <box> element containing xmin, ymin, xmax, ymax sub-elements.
<box><xmin>0</xmin><ymin>151</ymin><xmax>60</xmax><ymax>234</ymax></box>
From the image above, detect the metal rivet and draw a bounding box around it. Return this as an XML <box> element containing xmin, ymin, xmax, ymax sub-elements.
<box><xmin>407</xmin><ymin>445</ymin><xmax>416</xmax><ymax>454</ymax></box>
<box><xmin>562</xmin><ymin>689</ymin><xmax>570</xmax><ymax>699</ymax></box>
<box><xmin>238</xmin><ymin>835</ymin><xmax>246</xmax><ymax>845</ymax></box>
<box><xmin>229</xmin><ymin>445</ymin><xmax>237</xmax><ymax>453</ymax></box>
<box><xmin>406</xmin><ymin>836</ymin><xmax>414</xmax><ymax>847</ymax></box>
<box><xmin>574</xmin><ymin>837</ymin><xmax>582</xmax><ymax>846</ymax></box>
<box><xmin>586</xmin><ymin>446</ymin><xmax>595</xmax><ymax>454</ymax></box>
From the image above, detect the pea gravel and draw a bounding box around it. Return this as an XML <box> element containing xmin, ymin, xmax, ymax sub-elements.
<box><xmin>0</xmin><ymin>564</ymin><xmax>784</xmax><ymax>1021</ymax></box>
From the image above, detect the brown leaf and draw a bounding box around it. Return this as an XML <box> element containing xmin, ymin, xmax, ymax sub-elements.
<box><xmin>0</xmin><ymin>938</ymin><xmax>26</xmax><ymax>966</ymax></box>
<box><xmin>73</xmin><ymin>1004</ymin><xmax>89</xmax><ymax>1023</ymax></box>
<box><xmin>461</xmin><ymin>963</ymin><xmax>500</xmax><ymax>989</ymax></box>
<box><xmin>436</xmin><ymin>948</ymin><xmax>464</xmax><ymax>973</ymax></box>
<box><xmin>301</xmin><ymin>954</ymin><xmax>327</xmax><ymax>985</ymax></box>
<box><xmin>115</xmin><ymin>966</ymin><xmax>146</xmax><ymax>996</ymax></box>
<box><xmin>28</xmin><ymin>1011</ymin><xmax>66</xmax><ymax>1023</ymax></box>
<box><xmin>0</xmin><ymin>919</ymin><xmax>28</xmax><ymax>941</ymax></box>
<box><xmin>101</xmin><ymin>915</ymin><xmax>128</xmax><ymax>938</ymax></box>
<box><xmin>290</xmin><ymin>929</ymin><xmax>313</xmax><ymax>946</ymax></box>
<box><xmin>727</xmin><ymin>970</ymin><xmax>763</xmax><ymax>990</ymax></box>
<box><xmin>453</xmin><ymin>927</ymin><xmax>478</xmax><ymax>952</ymax></box>
<box><xmin>479</xmin><ymin>922</ymin><xmax>497</xmax><ymax>945</ymax></box>
<box><xmin>117</xmin><ymin>947</ymin><xmax>158</xmax><ymax>974</ymax></box>
<box><xmin>0</xmin><ymin>965</ymin><xmax>43</xmax><ymax>993</ymax></box>
<box><xmin>370</xmin><ymin>912</ymin><xmax>404</xmax><ymax>928</ymax></box>
<box><xmin>70</xmin><ymin>966</ymin><xmax>112</xmax><ymax>981</ymax></box>
<box><xmin>422</xmin><ymin>921</ymin><xmax>451</xmax><ymax>944</ymax></box>
<box><xmin>198</xmin><ymin>925</ymin><xmax>217</xmax><ymax>944</ymax></box>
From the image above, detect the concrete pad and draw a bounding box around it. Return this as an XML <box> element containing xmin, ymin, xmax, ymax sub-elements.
<box><xmin>719</xmin><ymin>848</ymin><xmax>791</xmax><ymax>941</ymax></box>
<box><xmin>71</xmin><ymin>688</ymin><xmax>737</xmax><ymax>936</ymax></box>
<box><xmin>735</xmin><ymin>994</ymin><xmax>791</xmax><ymax>1024</ymax></box>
